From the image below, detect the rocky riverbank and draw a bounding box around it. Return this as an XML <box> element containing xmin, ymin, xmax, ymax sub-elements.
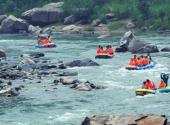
<box><xmin>0</xmin><ymin>2</ymin><xmax>145</xmax><ymax>38</ymax></box>
<box><xmin>0</xmin><ymin>51</ymin><xmax>106</xmax><ymax>96</ymax></box>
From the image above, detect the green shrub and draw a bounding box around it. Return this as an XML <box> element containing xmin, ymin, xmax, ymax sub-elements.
<box><xmin>84</xmin><ymin>25</ymin><xmax>95</xmax><ymax>31</ymax></box>
<box><xmin>108</xmin><ymin>21</ymin><xmax>124</xmax><ymax>31</ymax></box>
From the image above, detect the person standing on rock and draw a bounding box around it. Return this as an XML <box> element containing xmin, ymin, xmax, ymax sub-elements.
<box><xmin>160</xmin><ymin>73</ymin><xmax>169</xmax><ymax>87</ymax></box>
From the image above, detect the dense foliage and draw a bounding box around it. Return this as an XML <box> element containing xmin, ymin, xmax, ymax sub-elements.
<box><xmin>1</xmin><ymin>0</ymin><xmax>170</xmax><ymax>29</ymax></box>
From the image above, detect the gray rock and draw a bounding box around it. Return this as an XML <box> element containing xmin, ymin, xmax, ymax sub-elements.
<box><xmin>75</xmin><ymin>83</ymin><xmax>92</xmax><ymax>91</ymax></box>
<box><xmin>161</xmin><ymin>47</ymin><xmax>170</xmax><ymax>52</ymax></box>
<box><xmin>91</xmin><ymin>19</ymin><xmax>101</xmax><ymax>26</ymax></box>
<box><xmin>60</xmin><ymin>78</ymin><xmax>78</xmax><ymax>85</ymax></box>
<box><xmin>22</xmin><ymin>2</ymin><xmax>64</xmax><ymax>26</ymax></box>
<box><xmin>117</xmin><ymin>31</ymin><xmax>159</xmax><ymax>53</ymax></box>
<box><xmin>58</xmin><ymin>71</ymin><xmax>78</xmax><ymax>76</ymax></box>
<box><xmin>126</xmin><ymin>21</ymin><xmax>135</xmax><ymax>29</ymax></box>
<box><xmin>136</xmin><ymin>45</ymin><xmax>159</xmax><ymax>54</ymax></box>
<box><xmin>0</xmin><ymin>49</ymin><xmax>6</xmax><ymax>57</ymax></box>
<box><xmin>106</xmin><ymin>13</ymin><xmax>115</xmax><ymax>19</ymax></box>
<box><xmin>65</xmin><ymin>59</ymin><xmax>99</xmax><ymax>67</ymax></box>
<box><xmin>64</xmin><ymin>15</ymin><xmax>76</xmax><ymax>25</ymax></box>
<box><xmin>0</xmin><ymin>15</ymin><xmax>7</xmax><ymax>24</ymax></box>
<box><xmin>81</xmin><ymin>114</ymin><xmax>167</xmax><ymax>125</ymax></box>
<box><xmin>28</xmin><ymin>25</ymin><xmax>41</xmax><ymax>34</ymax></box>
<box><xmin>0</xmin><ymin>15</ymin><xmax>28</xmax><ymax>33</ymax></box>
<box><xmin>58</xmin><ymin>63</ymin><xmax>67</xmax><ymax>69</ymax></box>
<box><xmin>29</xmin><ymin>52</ymin><xmax>45</xmax><ymax>58</ymax></box>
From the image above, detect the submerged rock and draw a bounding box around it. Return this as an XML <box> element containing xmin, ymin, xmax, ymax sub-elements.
<box><xmin>29</xmin><ymin>52</ymin><xmax>45</xmax><ymax>58</ymax></box>
<box><xmin>58</xmin><ymin>71</ymin><xmax>78</xmax><ymax>76</ymax></box>
<box><xmin>161</xmin><ymin>47</ymin><xmax>170</xmax><ymax>52</ymax></box>
<box><xmin>65</xmin><ymin>59</ymin><xmax>99</xmax><ymax>67</ymax></box>
<box><xmin>81</xmin><ymin>114</ymin><xmax>167</xmax><ymax>125</ymax></box>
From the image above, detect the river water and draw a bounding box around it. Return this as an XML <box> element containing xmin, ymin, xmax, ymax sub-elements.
<box><xmin>0</xmin><ymin>34</ymin><xmax>170</xmax><ymax>125</ymax></box>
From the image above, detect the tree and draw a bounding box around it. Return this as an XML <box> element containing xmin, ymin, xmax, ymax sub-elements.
<box><xmin>137</xmin><ymin>0</ymin><xmax>150</xmax><ymax>20</ymax></box>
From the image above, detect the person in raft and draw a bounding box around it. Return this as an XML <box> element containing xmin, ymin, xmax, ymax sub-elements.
<box><xmin>128</xmin><ymin>55</ymin><xmax>150</xmax><ymax>67</ymax></box>
<box><xmin>105</xmin><ymin>45</ymin><xmax>114</xmax><ymax>55</ymax></box>
<box><xmin>97</xmin><ymin>45</ymin><xmax>104</xmax><ymax>54</ymax></box>
<box><xmin>142</xmin><ymin>73</ymin><xmax>169</xmax><ymax>89</ymax></box>
<box><xmin>142</xmin><ymin>79</ymin><xmax>156</xmax><ymax>90</ymax></box>
<box><xmin>37</xmin><ymin>34</ymin><xmax>52</xmax><ymax>45</ymax></box>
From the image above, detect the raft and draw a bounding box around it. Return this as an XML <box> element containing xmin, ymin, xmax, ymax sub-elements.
<box><xmin>35</xmin><ymin>43</ymin><xmax>56</xmax><ymax>48</ymax></box>
<box><xmin>136</xmin><ymin>86</ymin><xmax>170</xmax><ymax>96</ymax></box>
<box><xmin>126</xmin><ymin>61</ymin><xmax>156</xmax><ymax>70</ymax></box>
<box><xmin>95</xmin><ymin>54</ymin><xmax>113</xmax><ymax>59</ymax></box>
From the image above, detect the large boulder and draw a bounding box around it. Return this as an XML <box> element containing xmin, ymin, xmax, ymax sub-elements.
<box><xmin>81</xmin><ymin>114</ymin><xmax>167</xmax><ymax>125</ymax></box>
<box><xmin>0</xmin><ymin>15</ymin><xmax>7</xmax><ymax>24</ymax></box>
<box><xmin>116</xmin><ymin>31</ymin><xmax>159</xmax><ymax>53</ymax></box>
<box><xmin>22</xmin><ymin>2</ymin><xmax>64</xmax><ymax>26</ymax></box>
<box><xmin>0</xmin><ymin>50</ymin><xmax>6</xmax><ymax>57</ymax></box>
<box><xmin>65</xmin><ymin>59</ymin><xmax>99</xmax><ymax>67</ymax></box>
<box><xmin>135</xmin><ymin>44</ymin><xmax>159</xmax><ymax>54</ymax></box>
<box><xmin>0</xmin><ymin>15</ymin><xmax>28</xmax><ymax>33</ymax></box>
<box><xmin>64</xmin><ymin>15</ymin><xmax>76</xmax><ymax>25</ymax></box>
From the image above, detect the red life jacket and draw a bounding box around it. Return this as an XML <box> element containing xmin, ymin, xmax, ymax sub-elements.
<box><xmin>97</xmin><ymin>48</ymin><xmax>104</xmax><ymax>54</ymax></box>
<box><xmin>158</xmin><ymin>80</ymin><xmax>166</xmax><ymax>89</ymax></box>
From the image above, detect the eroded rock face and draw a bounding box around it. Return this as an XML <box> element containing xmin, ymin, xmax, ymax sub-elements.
<box><xmin>65</xmin><ymin>59</ymin><xmax>99</xmax><ymax>67</ymax></box>
<box><xmin>22</xmin><ymin>2</ymin><xmax>64</xmax><ymax>26</ymax></box>
<box><xmin>81</xmin><ymin>114</ymin><xmax>167</xmax><ymax>125</ymax></box>
<box><xmin>116</xmin><ymin>31</ymin><xmax>159</xmax><ymax>53</ymax></box>
<box><xmin>0</xmin><ymin>15</ymin><xmax>28</xmax><ymax>33</ymax></box>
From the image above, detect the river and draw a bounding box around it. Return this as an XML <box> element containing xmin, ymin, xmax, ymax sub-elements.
<box><xmin>0</xmin><ymin>34</ymin><xmax>170</xmax><ymax>125</ymax></box>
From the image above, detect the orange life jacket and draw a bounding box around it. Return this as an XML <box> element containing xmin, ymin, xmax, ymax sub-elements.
<box><xmin>158</xmin><ymin>81</ymin><xmax>166</xmax><ymax>89</ymax></box>
<box><xmin>139</xmin><ymin>58</ymin><xmax>144</xmax><ymax>66</ymax></box>
<box><xmin>129</xmin><ymin>60</ymin><xmax>133</xmax><ymax>65</ymax></box>
<box><xmin>143</xmin><ymin>58</ymin><xmax>149</xmax><ymax>65</ymax></box>
<box><xmin>133</xmin><ymin>58</ymin><xmax>138</xmax><ymax>66</ymax></box>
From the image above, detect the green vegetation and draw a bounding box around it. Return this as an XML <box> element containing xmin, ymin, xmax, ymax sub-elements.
<box><xmin>1</xmin><ymin>0</ymin><xmax>170</xmax><ymax>30</ymax></box>
<box><xmin>108</xmin><ymin>21</ymin><xmax>124</xmax><ymax>31</ymax></box>
<box><xmin>84</xmin><ymin>25</ymin><xmax>95</xmax><ymax>32</ymax></box>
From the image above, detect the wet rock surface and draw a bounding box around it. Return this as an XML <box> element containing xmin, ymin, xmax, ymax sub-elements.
<box><xmin>65</xmin><ymin>59</ymin><xmax>99</xmax><ymax>67</ymax></box>
<box><xmin>161</xmin><ymin>47</ymin><xmax>170</xmax><ymax>52</ymax></box>
<box><xmin>81</xmin><ymin>114</ymin><xmax>168</xmax><ymax>125</ymax></box>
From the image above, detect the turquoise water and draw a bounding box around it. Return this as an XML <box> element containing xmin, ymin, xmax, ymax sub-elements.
<box><xmin>0</xmin><ymin>34</ymin><xmax>170</xmax><ymax>125</ymax></box>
